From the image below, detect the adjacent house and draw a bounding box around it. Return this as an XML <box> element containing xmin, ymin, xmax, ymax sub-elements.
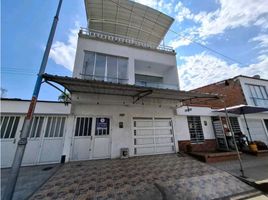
<box><xmin>189</xmin><ymin>75</ymin><xmax>268</xmax><ymax>148</ymax></box>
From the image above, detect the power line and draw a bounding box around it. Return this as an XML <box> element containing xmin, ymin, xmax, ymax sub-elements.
<box><xmin>108</xmin><ymin>0</ymin><xmax>247</xmax><ymax>66</ymax></box>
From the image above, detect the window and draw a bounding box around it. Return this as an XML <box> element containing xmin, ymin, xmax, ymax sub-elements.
<box><xmin>45</xmin><ymin>117</ymin><xmax>66</xmax><ymax>138</ymax></box>
<box><xmin>75</xmin><ymin>117</ymin><xmax>92</xmax><ymax>136</ymax></box>
<box><xmin>247</xmin><ymin>84</ymin><xmax>268</xmax><ymax>107</ymax></box>
<box><xmin>82</xmin><ymin>51</ymin><xmax>128</xmax><ymax>83</ymax></box>
<box><xmin>187</xmin><ymin>116</ymin><xmax>204</xmax><ymax>143</ymax></box>
<box><xmin>28</xmin><ymin>116</ymin><xmax>44</xmax><ymax>138</ymax></box>
<box><xmin>0</xmin><ymin>116</ymin><xmax>20</xmax><ymax>139</ymax></box>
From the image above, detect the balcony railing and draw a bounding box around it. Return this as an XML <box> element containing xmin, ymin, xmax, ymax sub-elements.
<box><xmin>81</xmin><ymin>74</ymin><xmax>128</xmax><ymax>84</ymax></box>
<box><xmin>79</xmin><ymin>28</ymin><xmax>175</xmax><ymax>53</ymax></box>
<box><xmin>135</xmin><ymin>81</ymin><xmax>179</xmax><ymax>90</ymax></box>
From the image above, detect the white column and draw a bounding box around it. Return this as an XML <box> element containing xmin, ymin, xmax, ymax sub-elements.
<box><xmin>62</xmin><ymin>115</ymin><xmax>75</xmax><ymax>162</ymax></box>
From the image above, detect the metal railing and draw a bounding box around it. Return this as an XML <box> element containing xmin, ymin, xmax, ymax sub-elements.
<box><xmin>79</xmin><ymin>28</ymin><xmax>175</xmax><ymax>53</ymax></box>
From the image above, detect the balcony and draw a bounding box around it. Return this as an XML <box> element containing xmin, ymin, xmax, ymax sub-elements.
<box><xmin>79</xmin><ymin>28</ymin><xmax>175</xmax><ymax>54</ymax></box>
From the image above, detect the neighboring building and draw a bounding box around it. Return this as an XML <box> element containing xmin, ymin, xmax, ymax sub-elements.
<box><xmin>1</xmin><ymin>0</ymin><xmax>218</xmax><ymax>168</ymax></box>
<box><xmin>190</xmin><ymin>75</ymin><xmax>268</xmax><ymax>147</ymax></box>
<box><xmin>1</xmin><ymin>99</ymin><xmax>71</xmax><ymax>168</ymax></box>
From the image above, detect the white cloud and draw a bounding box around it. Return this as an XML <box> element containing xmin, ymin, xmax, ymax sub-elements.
<box><xmin>49</xmin><ymin>22</ymin><xmax>80</xmax><ymax>71</ymax></box>
<box><xmin>168</xmin><ymin>37</ymin><xmax>192</xmax><ymax>49</ymax></box>
<box><xmin>173</xmin><ymin>0</ymin><xmax>268</xmax><ymax>38</ymax></box>
<box><xmin>133</xmin><ymin>0</ymin><xmax>172</xmax><ymax>14</ymax></box>
<box><xmin>178</xmin><ymin>52</ymin><xmax>268</xmax><ymax>90</ymax></box>
<box><xmin>174</xmin><ymin>2</ymin><xmax>193</xmax><ymax>22</ymax></box>
<box><xmin>250</xmin><ymin>34</ymin><xmax>268</xmax><ymax>49</ymax></box>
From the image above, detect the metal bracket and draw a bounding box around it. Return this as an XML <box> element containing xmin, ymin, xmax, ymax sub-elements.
<box><xmin>133</xmin><ymin>90</ymin><xmax>152</xmax><ymax>104</ymax></box>
<box><xmin>18</xmin><ymin>138</ymin><xmax>27</xmax><ymax>145</ymax></box>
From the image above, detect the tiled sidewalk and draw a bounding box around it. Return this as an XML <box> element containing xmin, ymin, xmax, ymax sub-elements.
<box><xmin>30</xmin><ymin>154</ymin><xmax>260</xmax><ymax>200</ymax></box>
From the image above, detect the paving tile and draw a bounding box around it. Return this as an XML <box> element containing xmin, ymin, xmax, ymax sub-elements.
<box><xmin>30</xmin><ymin>154</ymin><xmax>260</xmax><ymax>200</ymax></box>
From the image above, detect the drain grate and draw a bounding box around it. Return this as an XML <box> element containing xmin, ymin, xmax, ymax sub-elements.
<box><xmin>42</xmin><ymin>166</ymin><xmax>53</xmax><ymax>171</ymax></box>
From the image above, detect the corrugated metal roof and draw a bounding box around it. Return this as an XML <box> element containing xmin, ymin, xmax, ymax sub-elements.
<box><xmin>84</xmin><ymin>0</ymin><xmax>174</xmax><ymax>46</ymax></box>
<box><xmin>43</xmin><ymin>74</ymin><xmax>219</xmax><ymax>102</ymax></box>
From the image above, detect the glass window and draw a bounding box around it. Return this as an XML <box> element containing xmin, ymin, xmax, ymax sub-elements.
<box><xmin>83</xmin><ymin>52</ymin><xmax>95</xmax><ymax>79</ymax></box>
<box><xmin>118</xmin><ymin>58</ymin><xmax>128</xmax><ymax>83</ymax></box>
<box><xmin>107</xmin><ymin>55</ymin><xmax>118</xmax><ymax>83</ymax></box>
<box><xmin>75</xmin><ymin>117</ymin><xmax>92</xmax><ymax>137</ymax></box>
<box><xmin>28</xmin><ymin>117</ymin><xmax>44</xmax><ymax>138</ymax></box>
<box><xmin>248</xmin><ymin>84</ymin><xmax>268</xmax><ymax>107</ymax></box>
<box><xmin>0</xmin><ymin>116</ymin><xmax>20</xmax><ymax>139</ymax></box>
<box><xmin>187</xmin><ymin>116</ymin><xmax>204</xmax><ymax>143</ymax></box>
<box><xmin>95</xmin><ymin>54</ymin><xmax>106</xmax><ymax>81</ymax></box>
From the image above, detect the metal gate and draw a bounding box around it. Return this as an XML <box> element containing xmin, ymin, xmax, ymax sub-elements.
<box><xmin>1</xmin><ymin>115</ymin><xmax>67</xmax><ymax>168</ymax></box>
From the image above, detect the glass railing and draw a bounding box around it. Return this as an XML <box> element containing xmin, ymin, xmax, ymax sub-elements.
<box><xmin>135</xmin><ymin>81</ymin><xmax>179</xmax><ymax>90</ymax></box>
<box><xmin>251</xmin><ymin>97</ymin><xmax>268</xmax><ymax>108</ymax></box>
<box><xmin>81</xmin><ymin>74</ymin><xmax>128</xmax><ymax>84</ymax></box>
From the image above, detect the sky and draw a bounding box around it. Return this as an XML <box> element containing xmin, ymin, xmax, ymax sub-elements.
<box><xmin>1</xmin><ymin>0</ymin><xmax>268</xmax><ymax>100</ymax></box>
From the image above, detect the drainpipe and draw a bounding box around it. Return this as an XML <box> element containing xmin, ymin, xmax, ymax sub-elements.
<box><xmin>222</xmin><ymin>99</ymin><xmax>245</xmax><ymax>177</ymax></box>
<box><xmin>3</xmin><ymin>1</ymin><xmax>63</xmax><ymax>199</ymax></box>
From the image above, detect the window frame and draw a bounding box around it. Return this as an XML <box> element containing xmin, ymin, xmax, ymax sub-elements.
<box><xmin>246</xmin><ymin>84</ymin><xmax>268</xmax><ymax>107</ymax></box>
<box><xmin>82</xmin><ymin>51</ymin><xmax>129</xmax><ymax>83</ymax></box>
<box><xmin>187</xmin><ymin>116</ymin><xmax>205</xmax><ymax>144</ymax></box>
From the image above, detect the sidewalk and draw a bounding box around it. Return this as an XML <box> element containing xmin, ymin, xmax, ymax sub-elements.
<box><xmin>210</xmin><ymin>154</ymin><xmax>268</xmax><ymax>181</ymax></box>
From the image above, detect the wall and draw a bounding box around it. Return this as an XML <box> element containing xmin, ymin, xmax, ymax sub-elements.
<box><xmin>175</xmin><ymin>106</ymin><xmax>217</xmax><ymax>152</ymax></box>
<box><xmin>70</xmin><ymin>93</ymin><xmax>180</xmax><ymax>159</ymax></box>
<box><xmin>73</xmin><ymin>36</ymin><xmax>178</xmax><ymax>87</ymax></box>
<box><xmin>190</xmin><ymin>78</ymin><xmax>246</xmax><ymax>108</ymax></box>
<box><xmin>1</xmin><ymin>100</ymin><xmax>71</xmax><ymax>114</ymax></box>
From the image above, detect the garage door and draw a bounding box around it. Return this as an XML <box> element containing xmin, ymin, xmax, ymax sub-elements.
<box><xmin>133</xmin><ymin>117</ymin><xmax>175</xmax><ymax>156</ymax></box>
<box><xmin>241</xmin><ymin>118</ymin><xmax>268</xmax><ymax>145</ymax></box>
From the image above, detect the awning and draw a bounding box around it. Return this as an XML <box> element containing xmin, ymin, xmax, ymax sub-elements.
<box><xmin>43</xmin><ymin>74</ymin><xmax>219</xmax><ymax>103</ymax></box>
<box><xmin>84</xmin><ymin>0</ymin><xmax>174</xmax><ymax>46</ymax></box>
<box><xmin>214</xmin><ymin>105</ymin><xmax>268</xmax><ymax>114</ymax></box>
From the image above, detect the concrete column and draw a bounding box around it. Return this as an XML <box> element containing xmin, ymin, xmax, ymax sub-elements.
<box><xmin>62</xmin><ymin>115</ymin><xmax>75</xmax><ymax>162</ymax></box>
<box><xmin>128</xmin><ymin>57</ymin><xmax>135</xmax><ymax>85</ymax></box>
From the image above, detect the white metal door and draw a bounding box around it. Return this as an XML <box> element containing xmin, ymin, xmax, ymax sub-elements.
<box><xmin>0</xmin><ymin>116</ymin><xmax>21</xmax><ymax>168</ymax></box>
<box><xmin>39</xmin><ymin>116</ymin><xmax>66</xmax><ymax>163</ymax></box>
<box><xmin>22</xmin><ymin>116</ymin><xmax>45</xmax><ymax>165</ymax></box>
<box><xmin>133</xmin><ymin>117</ymin><xmax>175</xmax><ymax>156</ymax></box>
<box><xmin>92</xmin><ymin>118</ymin><xmax>111</xmax><ymax>159</ymax></box>
<box><xmin>71</xmin><ymin>117</ymin><xmax>93</xmax><ymax>161</ymax></box>
<box><xmin>241</xmin><ymin>118</ymin><xmax>268</xmax><ymax>145</ymax></box>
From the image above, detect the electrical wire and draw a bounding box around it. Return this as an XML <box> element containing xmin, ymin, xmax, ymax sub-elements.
<box><xmin>108</xmin><ymin>0</ymin><xmax>247</xmax><ymax>66</ymax></box>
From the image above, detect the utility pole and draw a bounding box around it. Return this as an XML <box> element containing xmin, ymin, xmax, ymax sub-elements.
<box><xmin>3</xmin><ymin>1</ymin><xmax>63</xmax><ymax>199</ymax></box>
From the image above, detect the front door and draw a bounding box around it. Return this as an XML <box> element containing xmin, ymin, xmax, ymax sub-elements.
<box><xmin>72</xmin><ymin>117</ymin><xmax>111</xmax><ymax>161</ymax></box>
<box><xmin>92</xmin><ymin>117</ymin><xmax>111</xmax><ymax>159</ymax></box>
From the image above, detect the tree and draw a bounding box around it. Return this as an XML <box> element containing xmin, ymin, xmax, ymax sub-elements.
<box><xmin>58</xmin><ymin>89</ymin><xmax>70</xmax><ymax>105</ymax></box>
<box><xmin>0</xmin><ymin>87</ymin><xmax>7</xmax><ymax>98</ymax></box>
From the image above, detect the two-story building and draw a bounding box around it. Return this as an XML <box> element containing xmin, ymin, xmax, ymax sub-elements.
<box><xmin>190</xmin><ymin>75</ymin><xmax>268</xmax><ymax>147</ymax></box>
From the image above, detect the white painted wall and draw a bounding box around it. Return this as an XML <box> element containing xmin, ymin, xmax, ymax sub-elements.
<box><xmin>1</xmin><ymin>100</ymin><xmax>71</xmax><ymax>114</ymax></box>
<box><xmin>72</xmin><ymin>36</ymin><xmax>179</xmax><ymax>88</ymax></box>
<box><xmin>174</xmin><ymin>115</ymin><xmax>215</xmax><ymax>142</ymax></box>
<box><xmin>239</xmin><ymin>76</ymin><xmax>268</xmax><ymax>107</ymax></box>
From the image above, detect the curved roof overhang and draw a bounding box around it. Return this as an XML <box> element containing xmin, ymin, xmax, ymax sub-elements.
<box><xmin>84</xmin><ymin>0</ymin><xmax>174</xmax><ymax>46</ymax></box>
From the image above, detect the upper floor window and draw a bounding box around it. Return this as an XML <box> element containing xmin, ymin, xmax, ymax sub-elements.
<box><xmin>247</xmin><ymin>84</ymin><xmax>268</xmax><ymax>107</ymax></box>
<box><xmin>82</xmin><ymin>51</ymin><xmax>128</xmax><ymax>84</ymax></box>
<box><xmin>187</xmin><ymin>116</ymin><xmax>204</xmax><ymax>143</ymax></box>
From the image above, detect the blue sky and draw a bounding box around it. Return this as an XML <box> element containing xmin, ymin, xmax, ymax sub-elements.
<box><xmin>2</xmin><ymin>0</ymin><xmax>268</xmax><ymax>100</ymax></box>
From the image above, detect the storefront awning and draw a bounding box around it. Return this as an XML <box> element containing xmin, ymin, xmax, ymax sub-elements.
<box><xmin>43</xmin><ymin>74</ymin><xmax>219</xmax><ymax>103</ymax></box>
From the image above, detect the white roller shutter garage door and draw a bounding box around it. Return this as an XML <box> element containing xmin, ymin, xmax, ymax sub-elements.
<box><xmin>133</xmin><ymin>117</ymin><xmax>175</xmax><ymax>156</ymax></box>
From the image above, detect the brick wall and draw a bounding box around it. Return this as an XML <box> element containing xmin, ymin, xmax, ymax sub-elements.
<box><xmin>178</xmin><ymin>139</ymin><xmax>217</xmax><ymax>152</ymax></box>
<box><xmin>189</xmin><ymin>79</ymin><xmax>246</xmax><ymax>108</ymax></box>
